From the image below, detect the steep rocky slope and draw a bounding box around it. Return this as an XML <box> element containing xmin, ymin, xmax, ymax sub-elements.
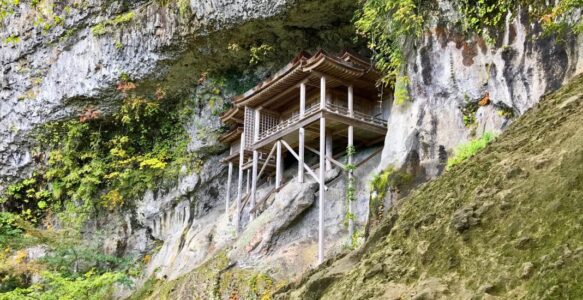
<box><xmin>275</xmin><ymin>74</ymin><xmax>583</xmax><ymax>299</ymax></box>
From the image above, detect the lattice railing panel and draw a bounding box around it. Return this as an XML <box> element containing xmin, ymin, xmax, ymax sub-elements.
<box><xmin>260</xmin><ymin>112</ymin><xmax>279</xmax><ymax>137</ymax></box>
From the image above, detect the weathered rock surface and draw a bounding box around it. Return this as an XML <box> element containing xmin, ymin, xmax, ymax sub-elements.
<box><xmin>379</xmin><ymin>7</ymin><xmax>583</xmax><ymax>187</ymax></box>
<box><xmin>135</xmin><ymin>146</ymin><xmax>382</xmax><ymax>283</ymax></box>
<box><xmin>2</xmin><ymin>1</ymin><xmax>582</xmax><ymax>299</ymax></box>
<box><xmin>275</xmin><ymin>71</ymin><xmax>583</xmax><ymax>300</ymax></box>
<box><xmin>0</xmin><ymin>0</ymin><xmax>359</xmax><ymax>188</ymax></box>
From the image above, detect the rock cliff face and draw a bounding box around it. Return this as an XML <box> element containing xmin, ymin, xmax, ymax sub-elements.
<box><xmin>130</xmin><ymin>8</ymin><xmax>583</xmax><ymax>296</ymax></box>
<box><xmin>379</xmin><ymin>8</ymin><xmax>583</xmax><ymax>185</ymax></box>
<box><xmin>132</xmin><ymin>146</ymin><xmax>382</xmax><ymax>280</ymax></box>
<box><xmin>1</xmin><ymin>1</ymin><xmax>582</xmax><ymax>299</ymax></box>
<box><xmin>0</xmin><ymin>0</ymin><xmax>358</xmax><ymax>187</ymax></box>
<box><xmin>274</xmin><ymin>72</ymin><xmax>583</xmax><ymax>300</ymax></box>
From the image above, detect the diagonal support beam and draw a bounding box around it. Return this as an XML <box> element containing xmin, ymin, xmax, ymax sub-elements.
<box><xmin>304</xmin><ymin>145</ymin><xmax>346</xmax><ymax>170</ymax></box>
<box><xmin>257</xmin><ymin>143</ymin><xmax>277</xmax><ymax>180</ymax></box>
<box><xmin>281</xmin><ymin>140</ymin><xmax>327</xmax><ymax>190</ymax></box>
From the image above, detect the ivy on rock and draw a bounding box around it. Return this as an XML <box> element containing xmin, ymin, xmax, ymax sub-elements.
<box><xmin>354</xmin><ymin>0</ymin><xmax>582</xmax><ymax>105</ymax></box>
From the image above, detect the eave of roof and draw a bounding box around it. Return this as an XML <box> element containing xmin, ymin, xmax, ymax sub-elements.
<box><xmin>220</xmin><ymin>106</ymin><xmax>244</xmax><ymax>125</ymax></box>
<box><xmin>218</xmin><ymin>126</ymin><xmax>243</xmax><ymax>144</ymax></box>
<box><xmin>233</xmin><ymin>50</ymin><xmax>378</xmax><ymax>108</ymax></box>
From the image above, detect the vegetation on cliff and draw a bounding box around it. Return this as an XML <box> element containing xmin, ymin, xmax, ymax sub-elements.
<box><xmin>130</xmin><ymin>251</ymin><xmax>282</xmax><ymax>300</ymax></box>
<box><xmin>0</xmin><ymin>74</ymin><xmax>231</xmax><ymax>298</ymax></box>
<box><xmin>276</xmin><ymin>74</ymin><xmax>583</xmax><ymax>299</ymax></box>
<box><xmin>355</xmin><ymin>0</ymin><xmax>583</xmax><ymax>104</ymax></box>
<box><xmin>1</xmin><ymin>0</ymin><xmax>581</xmax><ymax>298</ymax></box>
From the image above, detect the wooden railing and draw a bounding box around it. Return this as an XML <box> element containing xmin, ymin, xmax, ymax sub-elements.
<box><xmin>325</xmin><ymin>103</ymin><xmax>387</xmax><ymax>127</ymax></box>
<box><xmin>257</xmin><ymin>102</ymin><xmax>320</xmax><ymax>141</ymax></box>
<box><xmin>256</xmin><ymin>102</ymin><xmax>387</xmax><ymax>143</ymax></box>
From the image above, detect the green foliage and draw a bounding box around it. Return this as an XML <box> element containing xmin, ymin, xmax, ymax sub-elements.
<box><xmin>42</xmin><ymin>241</ymin><xmax>132</xmax><ymax>278</ymax></box>
<box><xmin>192</xmin><ymin>77</ymin><xmax>231</xmax><ymax>116</ymax></box>
<box><xmin>541</xmin><ymin>0</ymin><xmax>583</xmax><ymax>39</ymax></box>
<box><xmin>446</xmin><ymin>132</ymin><xmax>496</xmax><ymax>170</ymax></box>
<box><xmin>247</xmin><ymin>273</ymin><xmax>273</xmax><ymax>298</ymax></box>
<box><xmin>0</xmin><ymin>271</ymin><xmax>127</xmax><ymax>300</ymax></box>
<box><xmin>393</xmin><ymin>76</ymin><xmax>411</xmax><ymax>105</ymax></box>
<box><xmin>350</xmin><ymin>230</ymin><xmax>364</xmax><ymax>249</ymax></box>
<box><xmin>369</xmin><ymin>167</ymin><xmax>413</xmax><ymax>219</ymax></box>
<box><xmin>369</xmin><ymin>167</ymin><xmax>394</xmax><ymax>218</ymax></box>
<box><xmin>0</xmin><ymin>176</ymin><xmax>51</xmax><ymax>223</ymax></box>
<box><xmin>35</xmin><ymin>96</ymin><xmax>192</xmax><ymax>227</ymax></box>
<box><xmin>177</xmin><ymin>0</ymin><xmax>190</xmax><ymax>16</ymax></box>
<box><xmin>92</xmin><ymin>11</ymin><xmax>135</xmax><ymax>36</ymax></box>
<box><xmin>2</xmin><ymin>35</ymin><xmax>20</xmax><ymax>44</ymax></box>
<box><xmin>0</xmin><ymin>0</ymin><xmax>19</xmax><ymax>21</ymax></box>
<box><xmin>457</xmin><ymin>0</ymin><xmax>515</xmax><ymax>39</ymax></box>
<box><xmin>354</xmin><ymin>0</ymin><xmax>425</xmax><ymax>99</ymax></box>
<box><xmin>344</xmin><ymin>175</ymin><xmax>356</xmax><ymax>226</ymax></box>
<box><xmin>249</xmin><ymin>44</ymin><xmax>274</xmax><ymax>65</ymax></box>
<box><xmin>155</xmin><ymin>0</ymin><xmax>191</xmax><ymax>16</ymax></box>
<box><xmin>0</xmin><ymin>213</ymin><xmax>23</xmax><ymax>248</ymax></box>
<box><xmin>1</xmin><ymin>88</ymin><xmax>208</xmax><ymax>231</ymax></box>
<box><xmin>119</xmin><ymin>72</ymin><xmax>131</xmax><ymax>82</ymax></box>
<box><xmin>346</xmin><ymin>145</ymin><xmax>356</xmax><ymax>157</ymax></box>
<box><xmin>0</xmin><ymin>219</ymin><xmax>138</xmax><ymax>297</ymax></box>
<box><xmin>344</xmin><ymin>146</ymin><xmax>357</xmax><ymax>226</ymax></box>
<box><xmin>354</xmin><ymin>0</ymin><xmax>581</xmax><ymax>104</ymax></box>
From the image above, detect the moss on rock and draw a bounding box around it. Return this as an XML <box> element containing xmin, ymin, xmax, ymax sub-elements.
<box><xmin>132</xmin><ymin>250</ymin><xmax>283</xmax><ymax>300</ymax></box>
<box><xmin>276</xmin><ymin>74</ymin><xmax>583</xmax><ymax>299</ymax></box>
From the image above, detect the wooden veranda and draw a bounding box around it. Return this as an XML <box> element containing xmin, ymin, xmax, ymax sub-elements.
<box><xmin>219</xmin><ymin>50</ymin><xmax>390</xmax><ymax>264</ymax></box>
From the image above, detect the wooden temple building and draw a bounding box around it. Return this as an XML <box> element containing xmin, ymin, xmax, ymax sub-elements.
<box><xmin>219</xmin><ymin>50</ymin><xmax>389</xmax><ymax>263</ymax></box>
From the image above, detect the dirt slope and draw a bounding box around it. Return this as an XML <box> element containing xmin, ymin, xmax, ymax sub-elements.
<box><xmin>275</xmin><ymin>74</ymin><xmax>583</xmax><ymax>299</ymax></box>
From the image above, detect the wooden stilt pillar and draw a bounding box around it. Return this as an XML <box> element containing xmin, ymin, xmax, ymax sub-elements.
<box><xmin>276</xmin><ymin>140</ymin><xmax>282</xmax><ymax>189</ymax></box>
<box><xmin>226</xmin><ymin>161</ymin><xmax>233</xmax><ymax>214</ymax></box>
<box><xmin>246</xmin><ymin>164</ymin><xmax>250</xmax><ymax>194</ymax></box>
<box><xmin>251</xmin><ymin>150</ymin><xmax>258</xmax><ymax>220</ymax></box>
<box><xmin>320</xmin><ymin>76</ymin><xmax>326</xmax><ymax>109</ymax></box>
<box><xmin>298</xmin><ymin>81</ymin><xmax>306</xmax><ymax>183</ymax></box>
<box><xmin>318</xmin><ymin>75</ymin><xmax>327</xmax><ymax>265</ymax></box>
<box><xmin>347</xmin><ymin>85</ymin><xmax>355</xmax><ymax>239</ymax></box>
<box><xmin>298</xmin><ymin>128</ymin><xmax>305</xmax><ymax>183</ymax></box>
<box><xmin>235</xmin><ymin>133</ymin><xmax>245</xmax><ymax>233</ymax></box>
<box><xmin>319</xmin><ymin>117</ymin><xmax>326</xmax><ymax>264</ymax></box>
<box><xmin>250</xmin><ymin>109</ymin><xmax>260</xmax><ymax>220</ymax></box>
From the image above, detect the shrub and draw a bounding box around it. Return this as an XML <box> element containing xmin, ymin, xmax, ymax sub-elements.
<box><xmin>355</xmin><ymin>0</ymin><xmax>425</xmax><ymax>104</ymax></box>
<box><xmin>0</xmin><ymin>213</ymin><xmax>23</xmax><ymax>248</ymax></box>
<box><xmin>0</xmin><ymin>271</ymin><xmax>128</xmax><ymax>300</ymax></box>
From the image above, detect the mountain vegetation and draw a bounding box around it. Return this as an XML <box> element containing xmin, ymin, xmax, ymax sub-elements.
<box><xmin>0</xmin><ymin>0</ymin><xmax>581</xmax><ymax>298</ymax></box>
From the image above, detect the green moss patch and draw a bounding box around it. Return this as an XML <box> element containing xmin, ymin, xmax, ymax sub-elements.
<box><xmin>132</xmin><ymin>251</ymin><xmax>283</xmax><ymax>300</ymax></box>
<box><xmin>280</xmin><ymin>74</ymin><xmax>583</xmax><ymax>299</ymax></box>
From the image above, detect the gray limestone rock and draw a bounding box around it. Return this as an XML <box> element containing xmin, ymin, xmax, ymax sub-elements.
<box><xmin>379</xmin><ymin>7</ymin><xmax>583</xmax><ymax>192</ymax></box>
<box><xmin>0</xmin><ymin>0</ymin><xmax>357</xmax><ymax>189</ymax></box>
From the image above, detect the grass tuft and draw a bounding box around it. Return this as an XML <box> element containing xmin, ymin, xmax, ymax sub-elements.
<box><xmin>447</xmin><ymin>132</ymin><xmax>496</xmax><ymax>170</ymax></box>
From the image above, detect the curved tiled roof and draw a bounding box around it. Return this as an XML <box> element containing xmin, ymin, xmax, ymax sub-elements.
<box><xmin>233</xmin><ymin>50</ymin><xmax>379</xmax><ymax>107</ymax></box>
